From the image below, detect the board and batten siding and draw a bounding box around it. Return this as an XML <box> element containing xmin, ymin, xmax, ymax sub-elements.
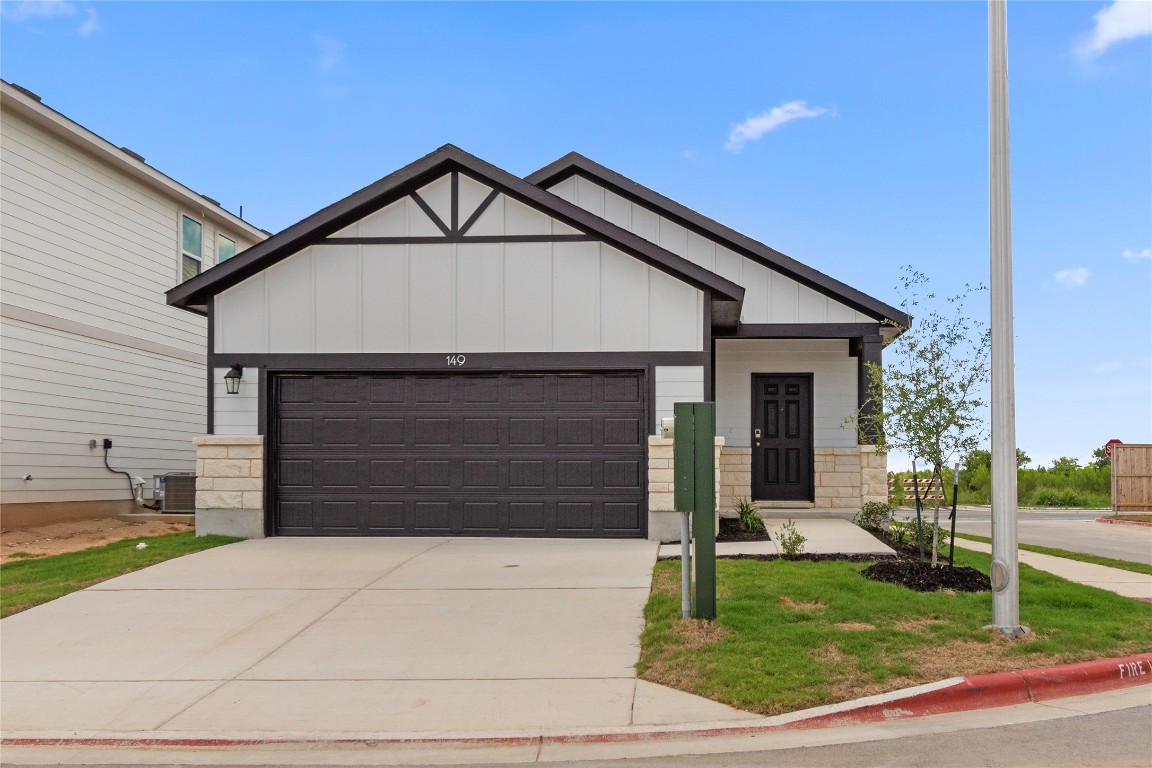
<box><xmin>547</xmin><ymin>175</ymin><xmax>875</xmax><ymax>327</ymax></box>
<box><xmin>715</xmin><ymin>339</ymin><xmax>858</xmax><ymax>448</ymax></box>
<box><xmin>0</xmin><ymin>104</ymin><xmax>260</xmax><ymax>507</ymax></box>
<box><xmin>215</xmin><ymin>173</ymin><xmax>705</xmax><ymax>355</ymax></box>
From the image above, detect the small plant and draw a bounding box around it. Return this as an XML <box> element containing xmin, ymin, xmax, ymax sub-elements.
<box><xmin>735</xmin><ymin>498</ymin><xmax>765</xmax><ymax>533</ymax></box>
<box><xmin>777</xmin><ymin>519</ymin><xmax>807</xmax><ymax>558</ymax></box>
<box><xmin>854</xmin><ymin>501</ymin><xmax>893</xmax><ymax>531</ymax></box>
<box><xmin>889</xmin><ymin>519</ymin><xmax>950</xmax><ymax>549</ymax></box>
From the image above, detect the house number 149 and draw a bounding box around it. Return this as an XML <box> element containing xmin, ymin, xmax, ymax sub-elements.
<box><xmin>446</xmin><ymin>355</ymin><xmax>466</xmax><ymax>366</ymax></box>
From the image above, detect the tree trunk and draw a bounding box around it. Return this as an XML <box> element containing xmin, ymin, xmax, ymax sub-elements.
<box><xmin>931</xmin><ymin>470</ymin><xmax>942</xmax><ymax>567</ymax></box>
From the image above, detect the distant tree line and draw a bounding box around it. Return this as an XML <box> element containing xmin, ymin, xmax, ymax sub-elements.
<box><xmin>889</xmin><ymin>448</ymin><xmax>1112</xmax><ymax>509</ymax></box>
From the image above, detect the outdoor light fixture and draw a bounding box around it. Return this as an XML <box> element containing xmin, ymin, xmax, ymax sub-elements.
<box><xmin>224</xmin><ymin>364</ymin><xmax>244</xmax><ymax>395</ymax></box>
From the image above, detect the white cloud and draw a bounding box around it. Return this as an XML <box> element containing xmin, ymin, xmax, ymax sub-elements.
<box><xmin>1</xmin><ymin>1</ymin><xmax>100</xmax><ymax>35</ymax></box>
<box><xmin>1053</xmin><ymin>267</ymin><xmax>1092</xmax><ymax>287</ymax></box>
<box><xmin>681</xmin><ymin>150</ymin><xmax>699</xmax><ymax>161</ymax></box>
<box><xmin>313</xmin><ymin>32</ymin><xmax>347</xmax><ymax>74</ymax></box>
<box><xmin>1075</xmin><ymin>1</ymin><xmax>1152</xmax><ymax>60</ymax></box>
<box><xmin>76</xmin><ymin>7</ymin><xmax>98</xmax><ymax>36</ymax></box>
<box><xmin>1122</xmin><ymin>247</ymin><xmax>1152</xmax><ymax>261</ymax></box>
<box><xmin>724</xmin><ymin>100</ymin><xmax>828</xmax><ymax>153</ymax></box>
<box><xmin>0</xmin><ymin>0</ymin><xmax>75</xmax><ymax>21</ymax></box>
<box><xmin>1094</xmin><ymin>360</ymin><xmax>1125</xmax><ymax>373</ymax></box>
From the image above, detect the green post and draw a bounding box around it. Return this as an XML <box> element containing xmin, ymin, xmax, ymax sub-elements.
<box><xmin>673</xmin><ymin>402</ymin><xmax>696</xmax><ymax>513</ymax></box>
<box><xmin>691</xmin><ymin>402</ymin><xmax>717</xmax><ymax>619</ymax></box>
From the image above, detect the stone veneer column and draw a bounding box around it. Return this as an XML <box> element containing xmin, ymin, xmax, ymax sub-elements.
<box><xmin>647</xmin><ymin>436</ymin><xmax>723</xmax><ymax>542</ymax></box>
<box><xmin>194</xmin><ymin>435</ymin><xmax>265</xmax><ymax>538</ymax></box>
<box><xmin>719</xmin><ymin>447</ymin><xmax>752</xmax><ymax>514</ymax></box>
<box><xmin>859</xmin><ymin>445</ymin><xmax>889</xmax><ymax>506</ymax></box>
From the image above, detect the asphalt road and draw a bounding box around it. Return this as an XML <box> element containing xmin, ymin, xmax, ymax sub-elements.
<box><xmin>895</xmin><ymin>506</ymin><xmax>1152</xmax><ymax>564</ymax></box>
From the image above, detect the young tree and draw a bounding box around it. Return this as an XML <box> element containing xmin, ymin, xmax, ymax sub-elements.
<box><xmin>850</xmin><ymin>269</ymin><xmax>991</xmax><ymax>566</ymax></box>
<box><xmin>1089</xmin><ymin>447</ymin><xmax>1111</xmax><ymax>470</ymax></box>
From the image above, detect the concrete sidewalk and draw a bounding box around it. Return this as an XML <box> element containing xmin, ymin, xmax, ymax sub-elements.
<box><xmin>659</xmin><ymin>518</ymin><xmax>895</xmax><ymax>558</ymax></box>
<box><xmin>1</xmin><ymin>538</ymin><xmax>758</xmax><ymax>738</ymax></box>
<box><xmin>952</xmin><ymin>539</ymin><xmax>1152</xmax><ymax>600</ymax></box>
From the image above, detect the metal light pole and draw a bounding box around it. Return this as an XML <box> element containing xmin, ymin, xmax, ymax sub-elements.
<box><xmin>988</xmin><ymin>0</ymin><xmax>1028</xmax><ymax>638</ymax></box>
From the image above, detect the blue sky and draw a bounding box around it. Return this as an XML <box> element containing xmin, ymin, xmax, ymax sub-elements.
<box><xmin>2</xmin><ymin>0</ymin><xmax>1149</xmax><ymax>468</ymax></box>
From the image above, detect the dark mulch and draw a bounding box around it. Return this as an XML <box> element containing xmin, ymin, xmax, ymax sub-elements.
<box><xmin>862</xmin><ymin>560</ymin><xmax>991</xmax><ymax>592</ymax></box>
<box><xmin>716</xmin><ymin>516</ymin><xmax>772</xmax><ymax>543</ymax></box>
<box><xmin>860</xmin><ymin>526</ymin><xmax>991</xmax><ymax>592</ymax></box>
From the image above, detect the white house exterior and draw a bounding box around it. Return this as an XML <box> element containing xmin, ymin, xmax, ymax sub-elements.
<box><xmin>169</xmin><ymin>146</ymin><xmax>905</xmax><ymax>541</ymax></box>
<box><xmin>0</xmin><ymin>80</ymin><xmax>266</xmax><ymax>526</ymax></box>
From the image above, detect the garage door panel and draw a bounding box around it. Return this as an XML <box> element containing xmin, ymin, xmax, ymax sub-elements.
<box><xmin>272</xmin><ymin>372</ymin><xmax>647</xmax><ymax>537</ymax></box>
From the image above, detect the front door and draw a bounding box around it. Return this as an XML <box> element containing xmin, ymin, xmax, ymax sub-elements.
<box><xmin>751</xmin><ymin>374</ymin><xmax>813</xmax><ymax>502</ymax></box>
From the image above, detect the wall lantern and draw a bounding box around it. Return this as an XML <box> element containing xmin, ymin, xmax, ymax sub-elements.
<box><xmin>224</xmin><ymin>364</ymin><xmax>244</xmax><ymax>395</ymax></box>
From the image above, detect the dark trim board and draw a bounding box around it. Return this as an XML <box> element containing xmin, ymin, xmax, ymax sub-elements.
<box><xmin>207</xmin><ymin>351</ymin><xmax>708</xmax><ymax>372</ymax></box>
<box><xmin>715</xmin><ymin>323</ymin><xmax>883</xmax><ymax>340</ymax></box>
<box><xmin>527</xmin><ymin>153</ymin><xmax>911</xmax><ymax>328</ymax></box>
<box><xmin>206</xmin><ymin>296</ymin><xmax>215</xmax><ymax>434</ymax></box>
<box><xmin>321</xmin><ymin>235</ymin><xmax>599</xmax><ymax>245</ymax></box>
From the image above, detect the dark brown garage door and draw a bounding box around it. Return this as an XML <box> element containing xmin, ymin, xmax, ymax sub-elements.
<box><xmin>272</xmin><ymin>372</ymin><xmax>647</xmax><ymax>537</ymax></box>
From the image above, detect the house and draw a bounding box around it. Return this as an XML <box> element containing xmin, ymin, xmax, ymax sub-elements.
<box><xmin>167</xmin><ymin>145</ymin><xmax>907</xmax><ymax>541</ymax></box>
<box><xmin>0</xmin><ymin>80</ymin><xmax>267</xmax><ymax>527</ymax></box>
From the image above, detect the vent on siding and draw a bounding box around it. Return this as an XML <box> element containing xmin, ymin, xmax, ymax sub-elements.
<box><xmin>161</xmin><ymin>473</ymin><xmax>196</xmax><ymax>513</ymax></box>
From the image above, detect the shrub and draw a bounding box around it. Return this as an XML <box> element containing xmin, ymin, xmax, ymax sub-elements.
<box><xmin>889</xmin><ymin>518</ymin><xmax>951</xmax><ymax>550</ymax></box>
<box><xmin>777</xmin><ymin>519</ymin><xmax>807</xmax><ymax>558</ymax></box>
<box><xmin>735</xmin><ymin>499</ymin><xmax>765</xmax><ymax>532</ymax></box>
<box><xmin>854</xmin><ymin>501</ymin><xmax>893</xmax><ymax>530</ymax></box>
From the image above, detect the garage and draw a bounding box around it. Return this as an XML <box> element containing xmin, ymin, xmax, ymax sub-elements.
<box><xmin>272</xmin><ymin>371</ymin><xmax>648</xmax><ymax>537</ymax></box>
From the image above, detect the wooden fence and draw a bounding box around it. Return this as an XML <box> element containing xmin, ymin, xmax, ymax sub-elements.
<box><xmin>1112</xmin><ymin>444</ymin><xmax>1152</xmax><ymax>513</ymax></box>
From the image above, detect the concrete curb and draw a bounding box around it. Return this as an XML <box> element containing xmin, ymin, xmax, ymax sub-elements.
<box><xmin>4</xmin><ymin>654</ymin><xmax>1150</xmax><ymax>750</ymax></box>
<box><xmin>1095</xmin><ymin>517</ymin><xmax>1152</xmax><ymax>528</ymax></box>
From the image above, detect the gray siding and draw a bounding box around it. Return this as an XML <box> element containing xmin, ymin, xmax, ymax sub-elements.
<box><xmin>714</xmin><ymin>339</ymin><xmax>857</xmax><ymax>448</ymax></box>
<box><xmin>212</xmin><ymin>367</ymin><xmax>260</xmax><ymax>436</ymax></box>
<box><xmin>547</xmin><ymin>175</ymin><xmax>874</xmax><ymax>326</ymax></box>
<box><xmin>654</xmin><ymin>366</ymin><xmax>705</xmax><ymax>431</ymax></box>
<box><xmin>0</xmin><ymin>103</ymin><xmax>262</xmax><ymax>505</ymax></box>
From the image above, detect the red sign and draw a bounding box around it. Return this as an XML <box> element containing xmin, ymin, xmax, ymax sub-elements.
<box><xmin>1105</xmin><ymin>439</ymin><xmax>1123</xmax><ymax>459</ymax></box>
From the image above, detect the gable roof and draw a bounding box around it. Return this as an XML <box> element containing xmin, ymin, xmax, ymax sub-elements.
<box><xmin>526</xmin><ymin>152</ymin><xmax>911</xmax><ymax>328</ymax></box>
<box><xmin>167</xmin><ymin>145</ymin><xmax>744</xmax><ymax>314</ymax></box>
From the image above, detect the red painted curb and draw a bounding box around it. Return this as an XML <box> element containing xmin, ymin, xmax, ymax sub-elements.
<box><xmin>1095</xmin><ymin>517</ymin><xmax>1152</xmax><ymax>528</ymax></box>
<box><xmin>3</xmin><ymin>654</ymin><xmax>1150</xmax><ymax>750</ymax></box>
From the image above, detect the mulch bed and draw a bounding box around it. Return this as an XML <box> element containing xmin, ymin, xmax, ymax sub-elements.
<box><xmin>861</xmin><ymin>560</ymin><xmax>991</xmax><ymax>592</ymax></box>
<box><xmin>716</xmin><ymin>516</ymin><xmax>773</xmax><ymax>543</ymax></box>
<box><xmin>860</xmin><ymin>526</ymin><xmax>992</xmax><ymax>592</ymax></box>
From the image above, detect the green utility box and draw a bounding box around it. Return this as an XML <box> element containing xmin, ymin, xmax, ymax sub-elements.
<box><xmin>673</xmin><ymin>402</ymin><xmax>717</xmax><ymax>620</ymax></box>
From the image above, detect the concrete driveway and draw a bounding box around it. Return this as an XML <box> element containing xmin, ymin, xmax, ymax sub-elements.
<box><xmin>1</xmin><ymin>537</ymin><xmax>755</xmax><ymax>738</ymax></box>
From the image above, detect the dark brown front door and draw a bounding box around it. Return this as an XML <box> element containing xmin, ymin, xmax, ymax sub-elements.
<box><xmin>751</xmin><ymin>374</ymin><xmax>813</xmax><ymax>502</ymax></box>
<box><xmin>271</xmin><ymin>371</ymin><xmax>647</xmax><ymax>537</ymax></box>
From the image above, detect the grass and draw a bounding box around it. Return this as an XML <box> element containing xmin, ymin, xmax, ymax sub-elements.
<box><xmin>1109</xmin><ymin>515</ymin><xmax>1152</xmax><ymax>523</ymax></box>
<box><xmin>637</xmin><ymin>548</ymin><xmax>1152</xmax><ymax>716</ymax></box>
<box><xmin>0</xmin><ymin>532</ymin><xmax>240</xmax><ymax>618</ymax></box>
<box><xmin>952</xmin><ymin>532</ymin><xmax>1152</xmax><ymax>576</ymax></box>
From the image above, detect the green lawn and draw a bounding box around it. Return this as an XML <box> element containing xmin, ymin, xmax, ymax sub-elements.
<box><xmin>952</xmin><ymin>532</ymin><xmax>1152</xmax><ymax>576</ymax></box>
<box><xmin>638</xmin><ymin>548</ymin><xmax>1152</xmax><ymax>716</ymax></box>
<box><xmin>1</xmin><ymin>532</ymin><xmax>241</xmax><ymax>618</ymax></box>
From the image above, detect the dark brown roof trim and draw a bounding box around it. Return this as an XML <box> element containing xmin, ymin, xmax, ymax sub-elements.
<box><xmin>526</xmin><ymin>152</ymin><xmax>911</xmax><ymax>328</ymax></box>
<box><xmin>167</xmin><ymin>145</ymin><xmax>744</xmax><ymax>312</ymax></box>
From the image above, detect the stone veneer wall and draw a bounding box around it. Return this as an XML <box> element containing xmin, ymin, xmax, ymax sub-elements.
<box><xmin>647</xmin><ymin>436</ymin><xmax>723</xmax><ymax>542</ymax></box>
<box><xmin>194</xmin><ymin>435</ymin><xmax>265</xmax><ymax>538</ymax></box>
<box><xmin>718</xmin><ymin>445</ymin><xmax>887</xmax><ymax>512</ymax></box>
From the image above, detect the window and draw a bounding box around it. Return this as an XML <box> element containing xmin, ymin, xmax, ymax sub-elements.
<box><xmin>181</xmin><ymin>215</ymin><xmax>202</xmax><ymax>280</ymax></box>
<box><xmin>218</xmin><ymin>234</ymin><xmax>237</xmax><ymax>263</ymax></box>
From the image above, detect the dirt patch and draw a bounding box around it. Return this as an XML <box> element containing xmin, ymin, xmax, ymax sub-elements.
<box><xmin>1</xmin><ymin>518</ymin><xmax>192</xmax><ymax>564</ymax></box>
<box><xmin>781</xmin><ymin>598</ymin><xmax>826</xmax><ymax>613</ymax></box>
<box><xmin>893</xmin><ymin>617</ymin><xmax>946</xmax><ymax>633</ymax></box>
<box><xmin>835</xmin><ymin>621</ymin><xmax>876</xmax><ymax>631</ymax></box>
<box><xmin>671</xmin><ymin>619</ymin><xmax>728</xmax><ymax>648</ymax></box>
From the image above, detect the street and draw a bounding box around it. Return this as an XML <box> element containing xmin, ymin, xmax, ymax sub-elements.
<box><xmin>895</xmin><ymin>506</ymin><xmax>1152</xmax><ymax>565</ymax></box>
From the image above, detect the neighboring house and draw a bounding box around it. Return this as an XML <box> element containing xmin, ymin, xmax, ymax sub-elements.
<box><xmin>168</xmin><ymin>145</ymin><xmax>908</xmax><ymax>541</ymax></box>
<box><xmin>0</xmin><ymin>80</ymin><xmax>266</xmax><ymax>527</ymax></box>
